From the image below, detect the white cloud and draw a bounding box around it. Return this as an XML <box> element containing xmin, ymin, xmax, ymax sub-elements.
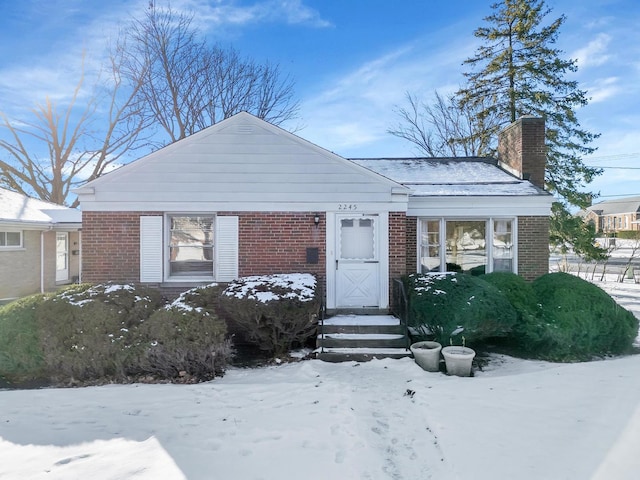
<box><xmin>165</xmin><ymin>0</ymin><xmax>332</xmax><ymax>31</ymax></box>
<box><xmin>296</xmin><ymin>36</ymin><xmax>475</xmax><ymax>156</ymax></box>
<box><xmin>586</xmin><ymin>77</ymin><xmax>621</xmax><ymax>103</ymax></box>
<box><xmin>573</xmin><ymin>33</ymin><xmax>611</xmax><ymax>68</ymax></box>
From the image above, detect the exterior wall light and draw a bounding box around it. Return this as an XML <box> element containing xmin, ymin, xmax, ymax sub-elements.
<box><xmin>314</xmin><ymin>214</ymin><xmax>321</xmax><ymax>227</ymax></box>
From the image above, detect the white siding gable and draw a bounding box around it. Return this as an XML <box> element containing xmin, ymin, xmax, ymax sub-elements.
<box><xmin>77</xmin><ymin>112</ymin><xmax>408</xmax><ymax>213</ymax></box>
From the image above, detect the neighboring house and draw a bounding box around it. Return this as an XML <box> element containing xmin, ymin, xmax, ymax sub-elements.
<box><xmin>0</xmin><ymin>188</ymin><xmax>82</xmax><ymax>303</ymax></box>
<box><xmin>583</xmin><ymin>196</ymin><xmax>640</xmax><ymax>233</ymax></box>
<box><xmin>74</xmin><ymin>113</ymin><xmax>552</xmax><ymax>311</ymax></box>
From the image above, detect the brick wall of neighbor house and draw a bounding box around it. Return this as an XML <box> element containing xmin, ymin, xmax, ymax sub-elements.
<box><xmin>82</xmin><ymin>211</ymin><xmax>153</xmax><ymax>284</ymax></box>
<box><xmin>498</xmin><ymin>117</ymin><xmax>546</xmax><ymax>189</ymax></box>
<box><xmin>0</xmin><ymin>230</ymin><xmax>42</xmax><ymax>300</ymax></box>
<box><xmin>518</xmin><ymin>216</ymin><xmax>550</xmax><ymax>280</ymax></box>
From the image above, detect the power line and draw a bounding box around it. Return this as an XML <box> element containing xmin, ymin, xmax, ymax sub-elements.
<box><xmin>589</xmin><ymin>166</ymin><xmax>640</xmax><ymax>170</ymax></box>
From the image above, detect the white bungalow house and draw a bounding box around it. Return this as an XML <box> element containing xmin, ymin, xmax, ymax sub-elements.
<box><xmin>74</xmin><ymin>112</ymin><xmax>552</xmax><ymax>314</ymax></box>
<box><xmin>0</xmin><ymin>188</ymin><xmax>82</xmax><ymax>303</ymax></box>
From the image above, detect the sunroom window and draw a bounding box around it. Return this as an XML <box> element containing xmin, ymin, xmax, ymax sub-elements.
<box><xmin>0</xmin><ymin>231</ymin><xmax>22</xmax><ymax>248</ymax></box>
<box><xmin>419</xmin><ymin>218</ymin><xmax>515</xmax><ymax>274</ymax></box>
<box><xmin>169</xmin><ymin>215</ymin><xmax>214</xmax><ymax>277</ymax></box>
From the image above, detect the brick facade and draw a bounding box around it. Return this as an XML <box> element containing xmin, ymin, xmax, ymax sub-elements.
<box><xmin>232</xmin><ymin>212</ymin><xmax>326</xmax><ymax>278</ymax></box>
<box><xmin>82</xmin><ymin>211</ymin><xmax>327</xmax><ymax>286</ymax></box>
<box><xmin>517</xmin><ymin>215</ymin><xmax>550</xmax><ymax>280</ymax></box>
<box><xmin>82</xmin><ymin>211</ymin><xmax>153</xmax><ymax>284</ymax></box>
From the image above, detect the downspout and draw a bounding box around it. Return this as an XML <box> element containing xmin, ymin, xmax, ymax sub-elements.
<box><xmin>40</xmin><ymin>230</ymin><xmax>45</xmax><ymax>294</ymax></box>
<box><xmin>78</xmin><ymin>230</ymin><xmax>82</xmax><ymax>283</ymax></box>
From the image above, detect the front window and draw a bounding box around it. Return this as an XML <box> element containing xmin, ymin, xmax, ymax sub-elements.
<box><xmin>0</xmin><ymin>231</ymin><xmax>22</xmax><ymax>248</ymax></box>
<box><xmin>169</xmin><ymin>215</ymin><xmax>214</xmax><ymax>277</ymax></box>
<box><xmin>419</xmin><ymin>218</ymin><xmax>516</xmax><ymax>274</ymax></box>
<box><xmin>446</xmin><ymin>220</ymin><xmax>486</xmax><ymax>274</ymax></box>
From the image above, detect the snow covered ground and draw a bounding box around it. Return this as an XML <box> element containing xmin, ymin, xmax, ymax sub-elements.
<box><xmin>1</xmin><ymin>278</ymin><xmax>639</xmax><ymax>479</ymax></box>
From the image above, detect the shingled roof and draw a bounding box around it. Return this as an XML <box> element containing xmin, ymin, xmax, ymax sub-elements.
<box><xmin>586</xmin><ymin>196</ymin><xmax>640</xmax><ymax>216</ymax></box>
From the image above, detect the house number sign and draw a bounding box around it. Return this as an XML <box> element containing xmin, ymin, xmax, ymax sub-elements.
<box><xmin>338</xmin><ymin>204</ymin><xmax>358</xmax><ymax>211</ymax></box>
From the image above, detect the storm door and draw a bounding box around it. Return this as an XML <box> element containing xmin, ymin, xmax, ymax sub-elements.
<box><xmin>335</xmin><ymin>214</ymin><xmax>379</xmax><ymax>307</ymax></box>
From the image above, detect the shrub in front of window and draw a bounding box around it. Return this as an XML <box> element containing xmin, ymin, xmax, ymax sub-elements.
<box><xmin>135</xmin><ymin>288</ymin><xmax>232</xmax><ymax>381</ymax></box>
<box><xmin>529</xmin><ymin>272</ymin><xmax>638</xmax><ymax>361</ymax></box>
<box><xmin>218</xmin><ymin>274</ymin><xmax>320</xmax><ymax>356</ymax></box>
<box><xmin>404</xmin><ymin>272</ymin><xmax>517</xmax><ymax>346</ymax></box>
<box><xmin>480</xmin><ymin>272</ymin><xmax>545</xmax><ymax>355</ymax></box>
<box><xmin>36</xmin><ymin>283</ymin><xmax>163</xmax><ymax>383</ymax></box>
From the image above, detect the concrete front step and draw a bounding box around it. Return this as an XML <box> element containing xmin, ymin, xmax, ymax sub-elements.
<box><xmin>318</xmin><ymin>333</ymin><xmax>407</xmax><ymax>349</ymax></box>
<box><xmin>314</xmin><ymin>347</ymin><xmax>412</xmax><ymax>363</ymax></box>
<box><xmin>316</xmin><ymin>314</ymin><xmax>410</xmax><ymax>361</ymax></box>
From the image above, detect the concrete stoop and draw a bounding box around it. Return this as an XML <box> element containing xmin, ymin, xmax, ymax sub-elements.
<box><xmin>314</xmin><ymin>314</ymin><xmax>411</xmax><ymax>362</ymax></box>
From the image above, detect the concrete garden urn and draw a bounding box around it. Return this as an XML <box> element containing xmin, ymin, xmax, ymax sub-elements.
<box><xmin>410</xmin><ymin>341</ymin><xmax>442</xmax><ymax>372</ymax></box>
<box><xmin>441</xmin><ymin>346</ymin><xmax>475</xmax><ymax>377</ymax></box>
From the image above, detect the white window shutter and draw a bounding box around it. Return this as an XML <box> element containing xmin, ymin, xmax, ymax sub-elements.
<box><xmin>216</xmin><ymin>216</ymin><xmax>239</xmax><ymax>282</ymax></box>
<box><xmin>140</xmin><ymin>216</ymin><xmax>163</xmax><ymax>282</ymax></box>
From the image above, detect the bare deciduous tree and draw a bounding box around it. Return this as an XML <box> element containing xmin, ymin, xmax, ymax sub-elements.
<box><xmin>120</xmin><ymin>4</ymin><xmax>299</xmax><ymax>144</ymax></box>
<box><xmin>388</xmin><ymin>91</ymin><xmax>497</xmax><ymax>157</ymax></box>
<box><xmin>0</xmin><ymin>51</ymin><xmax>147</xmax><ymax>207</ymax></box>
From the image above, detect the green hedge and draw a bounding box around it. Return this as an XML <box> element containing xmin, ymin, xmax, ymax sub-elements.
<box><xmin>0</xmin><ymin>294</ymin><xmax>48</xmax><ymax>383</ymax></box>
<box><xmin>218</xmin><ymin>274</ymin><xmax>320</xmax><ymax>356</ymax></box>
<box><xmin>529</xmin><ymin>273</ymin><xmax>638</xmax><ymax>361</ymax></box>
<box><xmin>404</xmin><ymin>272</ymin><xmax>517</xmax><ymax>346</ymax></box>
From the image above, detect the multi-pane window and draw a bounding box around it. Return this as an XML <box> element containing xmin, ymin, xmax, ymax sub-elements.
<box><xmin>0</xmin><ymin>231</ymin><xmax>21</xmax><ymax>248</ymax></box>
<box><xmin>419</xmin><ymin>218</ymin><xmax>515</xmax><ymax>274</ymax></box>
<box><xmin>419</xmin><ymin>220</ymin><xmax>440</xmax><ymax>272</ymax></box>
<box><xmin>169</xmin><ymin>216</ymin><xmax>214</xmax><ymax>277</ymax></box>
<box><xmin>492</xmin><ymin>220</ymin><xmax>514</xmax><ymax>272</ymax></box>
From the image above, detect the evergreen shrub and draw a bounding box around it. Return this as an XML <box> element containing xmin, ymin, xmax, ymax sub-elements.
<box><xmin>480</xmin><ymin>272</ymin><xmax>544</xmax><ymax>354</ymax></box>
<box><xmin>0</xmin><ymin>294</ymin><xmax>48</xmax><ymax>383</ymax></box>
<box><xmin>36</xmin><ymin>283</ymin><xmax>163</xmax><ymax>382</ymax></box>
<box><xmin>136</xmin><ymin>288</ymin><xmax>232</xmax><ymax>380</ymax></box>
<box><xmin>218</xmin><ymin>274</ymin><xmax>320</xmax><ymax>356</ymax></box>
<box><xmin>404</xmin><ymin>272</ymin><xmax>517</xmax><ymax>346</ymax></box>
<box><xmin>530</xmin><ymin>272</ymin><xmax>638</xmax><ymax>361</ymax></box>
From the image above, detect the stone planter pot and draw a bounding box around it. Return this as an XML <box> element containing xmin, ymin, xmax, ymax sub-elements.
<box><xmin>441</xmin><ymin>346</ymin><xmax>476</xmax><ymax>377</ymax></box>
<box><xmin>410</xmin><ymin>341</ymin><xmax>442</xmax><ymax>372</ymax></box>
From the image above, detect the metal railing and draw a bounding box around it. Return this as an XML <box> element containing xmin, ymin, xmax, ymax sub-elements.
<box><xmin>392</xmin><ymin>278</ymin><xmax>411</xmax><ymax>349</ymax></box>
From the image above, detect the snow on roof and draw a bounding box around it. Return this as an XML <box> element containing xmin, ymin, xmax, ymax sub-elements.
<box><xmin>0</xmin><ymin>187</ymin><xmax>81</xmax><ymax>226</ymax></box>
<box><xmin>350</xmin><ymin>158</ymin><xmax>546</xmax><ymax>196</ymax></box>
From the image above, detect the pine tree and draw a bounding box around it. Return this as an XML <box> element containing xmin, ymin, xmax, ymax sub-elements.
<box><xmin>457</xmin><ymin>0</ymin><xmax>600</xmax><ymax>208</ymax></box>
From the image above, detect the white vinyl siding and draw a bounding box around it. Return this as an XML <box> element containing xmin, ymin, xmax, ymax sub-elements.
<box><xmin>215</xmin><ymin>216</ymin><xmax>239</xmax><ymax>281</ymax></box>
<box><xmin>140</xmin><ymin>216</ymin><xmax>163</xmax><ymax>282</ymax></box>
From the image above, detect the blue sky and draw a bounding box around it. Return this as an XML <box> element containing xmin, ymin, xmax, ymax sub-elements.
<box><xmin>0</xmin><ymin>0</ymin><xmax>639</xmax><ymax>202</ymax></box>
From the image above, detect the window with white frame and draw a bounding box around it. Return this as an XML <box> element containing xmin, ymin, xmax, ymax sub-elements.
<box><xmin>0</xmin><ymin>231</ymin><xmax>22</xmax><ymax>248</ymax></box>
<box><xmin>418</xmin><ymin>218</ymin><xmax>516</xmax><ymax>274</ymax></box>
<box><xmin>168</xmin><ymin>215</ymin><xmax>214</xmax><ymax>277</ymax></box>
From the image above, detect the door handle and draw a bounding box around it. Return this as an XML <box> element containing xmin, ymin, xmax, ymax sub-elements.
<box><xmin>364</xmin><ymin>261</ymin><xmax>379</xmax><ymax>264</ymax></box>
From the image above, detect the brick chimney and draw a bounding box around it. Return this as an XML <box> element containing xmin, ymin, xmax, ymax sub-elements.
<box><xmin>497</xmin><ymin>116</ymin><xmax>546</xmax><ymax>189</ymax></box>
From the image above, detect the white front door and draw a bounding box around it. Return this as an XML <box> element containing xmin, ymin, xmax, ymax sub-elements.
<box><xmin>56</xmin><ymin>232</ymin><xmax>69</xmax><ymax>282</ymax></box>
<box><xmin>335</xmin><ymin>214</ymin><xmax>380</xmax><ymax>307</ymax></box>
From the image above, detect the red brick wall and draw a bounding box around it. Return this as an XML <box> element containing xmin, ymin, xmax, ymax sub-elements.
<box><xmin>83</xmin><ymin>211</ymin><xmax>327</xmax><ymax>285</ymax></box>
<box><xmin>405</xmin><ymin>217</ymin><xmax>417</xmax><ymax>273</ymax></box>
<box><xmin>518</xmin><ymin>215</ymin><xmax>550</xmax><ymax>280</ymax></box>
<box><xmin>389</xmin><ymin>212</ymin><xmax>407</xmax><ymax>280</ymax></box>
<box><xmin>231</xmin><ymin>212</ymin><xmax>326</xmax><ymax>279</ymax></box>
<box><xmin>82</xmin><ymin>211</ymin><xmax>155</xmax><ymax>284</ymax></box>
